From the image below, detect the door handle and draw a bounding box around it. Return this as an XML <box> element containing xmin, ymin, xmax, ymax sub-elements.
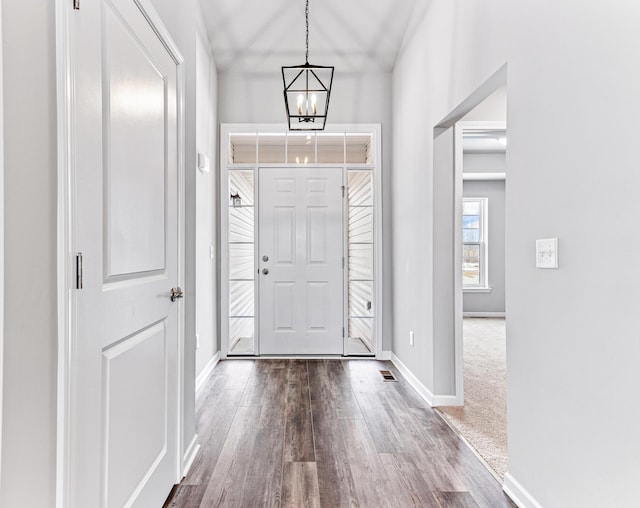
<box><xmin>170</xmin><ymin>287</ymin><xmax>184</xmax><ymax>302</ymax></box>
<box><xmin>262</xmin><ymin>268</ymin><xmax>269</xmax><ymax>275</ymax></box>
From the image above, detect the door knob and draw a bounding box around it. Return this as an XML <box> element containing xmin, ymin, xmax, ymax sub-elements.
<box><xmin>262</xmin><ymin>268</ymin><xmax>269</xmax><ymax>275</ymax></box>
<box><xmin>170</xmin><ymin>287</ymin><xmax>184</xmax><ymax>302</ymax></box>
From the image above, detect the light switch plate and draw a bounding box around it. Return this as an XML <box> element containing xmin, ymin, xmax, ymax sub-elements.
<box><xmin>536</xmin><ymin>238</ymin><xmax>558</xmax><ymax>269</ymax></box>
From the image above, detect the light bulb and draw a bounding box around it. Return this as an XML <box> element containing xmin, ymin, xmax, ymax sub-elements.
<box><xmin>311</xmin><ymin>94</ymin><xmax>317</xmax><ymax>115</ymax></box>
<box><xmin>297</xmin><ymin>94</ymin><xmax>304</xmax><ymax>115</ymax></box>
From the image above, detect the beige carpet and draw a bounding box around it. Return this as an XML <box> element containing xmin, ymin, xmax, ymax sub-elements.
<box><xmin>437</xmin><ymin>317</ymin><xmax>508</xmax><ymax>479</ymax></box>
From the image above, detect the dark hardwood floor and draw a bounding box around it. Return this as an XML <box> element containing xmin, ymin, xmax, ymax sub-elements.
<box><xmin>164</xmin><ymin>359</ymin><xmax>515</xmax><ymax>508</ymax></box>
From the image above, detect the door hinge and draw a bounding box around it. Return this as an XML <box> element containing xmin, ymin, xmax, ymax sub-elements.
<box><xmin>76</xmin><ymin>252</ymin><xmax>83</xmax><ymax>289</ymax></box>
<box><xmin>73</xmin><ymin>0</ymin><xmax>80</xmax><ymax>9</ymax></box>
<box><xmin>341</xmin><ymin>185</ymin><xmax>345</xmax><ymax>198</ymax></box>
<box><xmin>342</xmin><ymin>327</ymin><xmax>345</xmax><ymax>337</ymax></box>
<box><xmin>342</xmin><ymin>256</ymin><xmax>345</xmax><ymax>268</ymax></box>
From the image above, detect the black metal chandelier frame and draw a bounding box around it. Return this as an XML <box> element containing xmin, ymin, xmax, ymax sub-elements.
<box><xmin>281</xmin><ymin>0</ymin><xmax>334</xmax><ymax>131</ymax></box>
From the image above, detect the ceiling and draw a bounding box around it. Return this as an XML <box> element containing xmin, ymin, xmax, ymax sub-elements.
<box><xmin>199</xmin><ymin>0</ymin><xmax>419</xmax><ymax>73</ymax></box>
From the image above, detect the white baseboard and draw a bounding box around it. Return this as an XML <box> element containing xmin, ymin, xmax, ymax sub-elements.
<box><xmin>391</xmin><ymin>353</ymin><xmax>435</xmax><ymax>406</ymax></box>
<box><xmin>182</xmin><ymin>434</ymin><xmax>200</xmax><ymax>478</ymax></box>
<box><xmin>463</xmin><ymin>311</ymin><xmax>506</xmax><ymax>318</ymax></box>
<box><xmin>196</xmin><ymin>351</ymin><xmax>220</xmax><ymax>393</ymax></box>
<box><xmin>378</xmin><ymin>350</ymin><xmax>392</xmax><ymax>360</ymax></box>
<box><xmin>432</xmin><ymin>394</ymin><xmax>463</xmax><ymax>406</ymax></box>
<box><xmin>503</xmin><ymin>473</ymin><xmax>543</xmax><ymax>508</ymax></box>
<box><xmin>390</xmin><ymin>354</ymin><xmax>465</xmax><ymax>408</ymax></box>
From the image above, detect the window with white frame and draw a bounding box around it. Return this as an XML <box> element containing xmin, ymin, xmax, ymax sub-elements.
<box><xmin>462</xmin><ymin>197</ymin><xmax>488</xmax><ymax>288</ymax></box>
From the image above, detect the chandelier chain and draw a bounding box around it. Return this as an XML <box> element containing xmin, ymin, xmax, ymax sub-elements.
<box><xmin>305</xmin><ymin>0</ymin><xmax>309</xmax><ymax>63</ymax></box>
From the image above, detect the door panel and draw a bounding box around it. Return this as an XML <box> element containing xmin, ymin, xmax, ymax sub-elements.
<box><xmin>259</xmin><ymin>167</ymin><xmax>344</xmax><ymax>355</ymax></box>
<box><xmin>72</xmin><ymin>0</ymin><xmax>180</xmax><ymax>506</ymax></box>
<box><xmin>102</xmin><ymin>321</ymin><xmax>168</xmax><ymax>508</ymax></box>
<box><xmin>275</xmin><ymin>207</ymin><xmax>295</xmax><ymax>263</ymax></box>
<box><xmin>104</xmin><ymin>2</ymin><xmax>167</xmax><ymax>278</ymax></box>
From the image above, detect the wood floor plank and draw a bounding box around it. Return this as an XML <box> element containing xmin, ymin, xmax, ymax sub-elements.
<box><xmin>307</xmin><ymin>360</ymin><xmax>363</xmax><ymax>419</ymax></box>
<box><xmin>374</xmin><ymin>391</ymin><xmax>468</xmax><ymax>492</ymax></box>
<box><xmin>240</xmin><ymin>360</ymin><xmax>289</xmax><ymax>429</ymax></box>
<box><xmin>446</xmin><ymin>445</ymin><xmax>516</xmax><ymax>508</ymax></box>
<box><xmin>237</xmin><ymin>426</ymin><xmax>284</xmax><ymax>507</ymax></box>
<box><xmin>353</xmin><ymin>390</ymin><xmax>405</xmax><ymax>453</ymax></box>
<box><xmin>281</xmin><ymin>462</ymin><xmax>321</xmax><ymax>508</ymax></box>
<box><xmin>206</xmin><ymin>359</ymin><xmax>255</xmax><ymax>390</ymax></box>
<box><xmin>378</xmin><ymin>453</ymin><xmax>441</xmax><ymax>507</ymax></box>
<box><xmin>311</xmin><ymin>399</ymin><xmax>361</xmax><ymax>507</ymax></box>
<box><xmin>283</xmin><ymin>361</ymin><xmax>315</xmax><ymax>462</ymax></box>
<box><xmin>162</xmin><ymin>485</ymin><xmax>206</xmax><ymax>508</ymax></box>
<box><xmin>433</xmin><ymin>491</ymin><xmax>481</xmax><ymax>508</ymax></box>
<box><xmin>183</xmin><ymin>388</ymin><xmax>243</xmax><ymax>486</ymax></box>
<box><xmin>198</xmin><ymin>405</ymin><xmax>263</xmax><ymax>506</ymax></box>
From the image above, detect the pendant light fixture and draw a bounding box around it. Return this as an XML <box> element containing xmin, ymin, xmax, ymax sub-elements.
<box><xmin>282</xmin><ymin>0</ymin><xmax>334</xmax><ymax>130</ymax></box>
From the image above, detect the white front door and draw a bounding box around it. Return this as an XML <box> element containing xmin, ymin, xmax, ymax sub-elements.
<box><xmin>71</xmin><ymin>1</ymin><xmax>181</xmax><ymax>506</ymax></box>
<box><xmin>258</xmin><ymin>167</ymin><xmax>344</xmax><ymax>354</ymax></box>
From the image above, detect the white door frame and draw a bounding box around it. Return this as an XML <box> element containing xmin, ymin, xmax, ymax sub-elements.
<box><xmin>220</xmin><ymin>124</ymin><xmax>383</xmax><ymax>359</ymax></box>
<box><xmin>0</xmin><ymin>4</ymin><xmax>4</xmax><ymax>485</ymax></box>
<box><xmin>431</xmin><ymin>63</ymin><xmax>507</xmax><ymax>406</ymax></box>
<box><xmin>55</xmin><ymin>1</ymin><xmax>186</xmax><ymax>505</ymax></box>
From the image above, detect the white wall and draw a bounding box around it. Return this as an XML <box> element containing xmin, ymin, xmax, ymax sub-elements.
<box><xmin>195</xmin><ymin>22</ymin><xmax>219</xmax><ymax>378</ymax></box>
<box><xmin>0</xmin><ymin>0</ymin><xmax>5</xmax><ymax>489</ymax></box>
<box><xmin>1</xmin><ymin>1</ymin><xmax>57</xmax><ymax>506</ymax></box>
<box><xmin>218</xmin><ymin>71</ymin><xmax>394</xmax><ymax>351</ymax></box>
<box><xmin>392</xmin><ymin>1</ymin><xmax>640</xmax><ymax>506</ymax></box>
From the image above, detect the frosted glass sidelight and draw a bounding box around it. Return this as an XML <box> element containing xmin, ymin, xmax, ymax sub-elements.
<box><xmin>229</xmin><ymin>243</ymin><xmax>255</xmax><ymax>280</ymax></box>
<box><xmin>229</xmin><ymin>280</ymin><xmax>255</xmax><ymax>317</ymax></box>
<box><xmin>229</xmin><ymin>170</ymin><xmax>254</xmax><ymax>206</ymax></box>
<box><xmin>229</xmin><ymin>206</ymin><xmax>254</xmax><ymax>243</ymax></box>
<box><xmin>349</xmin><ymin>281</ymin><xmax>374</xmax><ymax>318</ymax></box>
<box><xmin>348</xmin><ymin>171</ymin><xmax>373</xmax><ymax>206</ymax></box>
<box><xmin>349</xmin><ymin>318</ymin><xmax>374</xmax><ymax>348</ymax></box>
<box><xmin>349</xmin><ymin>243</ymin><xmax>373</xmax><ymax>281</ymax></box>
<box><xmin>229</xmin><ymin>317</ymin><xmax>254</xmax><ymax>354</ymax></box>
<box><xmin>348</xmin><ymin>206</ymin><xmax>373</xmax><ymax>244</ymax></box>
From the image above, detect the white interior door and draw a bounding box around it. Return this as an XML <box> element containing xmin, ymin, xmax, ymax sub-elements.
<box><xmin>258</xmin><ymin>167</ymin><xmax>344</xmax><ymax>355</ymax></box>
<box><xmin>71</xmin><ymin>0</ymin><xmax>181</xmax><ymax>506</ymax></box>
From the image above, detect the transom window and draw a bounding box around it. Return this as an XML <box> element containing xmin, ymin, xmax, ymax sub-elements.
<box><xmin>462</xmin><ymin>197</ymin><xmax>488</xmax><ymax>288</ymax></box>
